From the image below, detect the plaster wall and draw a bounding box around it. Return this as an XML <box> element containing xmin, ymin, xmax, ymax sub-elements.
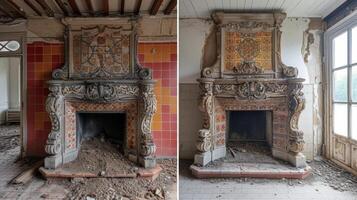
<box><xmin>0</xmin><ymin>57</ymin><xmax>21</xmax><ymax>124</ymax></box>
<box><xmin>0</xmin><ymin>58</ymin><xmax>10</xmax><ymax>124</ymax></box>
<box><xmin>179</xmin><ymin>18</ymin><xmax>324</xmax><ymax>160</ymax></box>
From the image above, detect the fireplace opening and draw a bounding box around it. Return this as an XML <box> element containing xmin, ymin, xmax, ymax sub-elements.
<box><xmin>225</xmin><ymin>110</ymin><xmax>275</xmax><ymax>163</ymax></box>
<box><xmin>227</xmin><ymin>111</ymin><xmax>272</xmax><ymax>144</ymax></box>
<box><xmin>76</xmin><ymin>112</ymin><xmax>126</xmax><ymax>151</ymax></box>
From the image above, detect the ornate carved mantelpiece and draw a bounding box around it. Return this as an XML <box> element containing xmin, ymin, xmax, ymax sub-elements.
<box><xmin>44</xmin><ymin>18</ymin><xmax>157</xmax><ymax>169</ymax></box>
<box><xmin>195</xmin><ymin>12</ymin><xmax>306</xmax><ymax>168</ymax></box>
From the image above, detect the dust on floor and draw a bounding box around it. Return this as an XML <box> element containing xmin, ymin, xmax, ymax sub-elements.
<box><xmin>180</xmin><ymin>159</ymin><xmax>357</xmax><ymax>199</ymax></box>
<box><xmin>0</xmin><ymin>124</ymin><xmax>20</xmax><ymax>153</ymax></box>
<box><xmin>61</xmin><ymin>158</ymin><xmax>176</xmax><ymax>200</ymax></box>
<box><xmin>62</xmin><ymin>138</ymin><xmax>138</xmax><ymax>176</ymax></box>
<box><xmin>0</xmin><ymin>125</ymin><xmax>177</xmax><ymax>200</ymax></box>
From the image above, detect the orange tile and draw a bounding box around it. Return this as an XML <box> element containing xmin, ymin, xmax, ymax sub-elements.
<box><xmin>152</xmin><ymin>122</ymin><xmax>162</xmax><ymax>131</ymax></box>
<box><xmin>162</xmin><ymin>88</ymin><xmax>170</xmax><ymax>96</ymax></box>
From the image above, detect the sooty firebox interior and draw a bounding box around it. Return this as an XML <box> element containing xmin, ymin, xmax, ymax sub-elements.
<box><xmin>76</xmin><ymin>112</ymin><xmax>126</xmax><ymax>148</ymax></box>
<box><xmin>227</xmin><ymin>111</ymin><xmax>272</xmax><ymax>146</ymax></box>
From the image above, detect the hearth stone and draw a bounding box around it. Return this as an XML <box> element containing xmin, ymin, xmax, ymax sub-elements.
<box><xmin>193</xmin><ymin>12</ymin><xmax>307</xmax><ymax>170</ymax></box>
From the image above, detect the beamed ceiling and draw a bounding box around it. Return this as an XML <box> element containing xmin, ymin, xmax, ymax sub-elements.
<box><xmin>180</xmin><ymin>0</ymin><xmax>347</xmax><ymax>18</ymax></box>
<box><xmin>0</xmin><ymin>0</ymin><xmax>177</xmax><ymax>21</ymax></box>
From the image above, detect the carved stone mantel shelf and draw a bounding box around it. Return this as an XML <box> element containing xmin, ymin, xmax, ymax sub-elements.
<box><xmin>44</xmin><ymin>18</ymin><xmax>157</xmax><ymax>169</ymax></box>
<box><xmin>194</xmin><ymin>12</ymin><xmax>307</xmax><ymax>168</ymax></box>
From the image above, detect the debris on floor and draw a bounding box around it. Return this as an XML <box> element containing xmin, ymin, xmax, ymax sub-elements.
<box><xmin>0</xmin><ymin>125</ymin><xmax>20</xmax><ymax>153</ymax></box>
<box><xmin>61</xmin><ymin>158</ymin><xmax>176</xmax><ymax>200</ymax></box>
<box><xmin>310</xmin><ymin>159</ymin><xmax>357</xmax><ymax>193</ymax></box>
<box><xmin>11</xmin><ymin>160</ymin><xmax>44</xmax><ymax>184</ymax></box>
<box><xmin>61</xmin><ymin>138</ymin><xmax>138</xmax><ymax>176</ymax></box>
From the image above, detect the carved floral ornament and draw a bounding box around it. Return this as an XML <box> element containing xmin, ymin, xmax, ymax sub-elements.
<box><xmin>213</xmin><ymin>81</ymin><xmax>288</xmax><ymax>99</ymax></box>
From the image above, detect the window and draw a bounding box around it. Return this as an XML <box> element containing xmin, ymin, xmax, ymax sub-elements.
<box><xmin>332</xmin><ymin>26</ymin><xmax>357</xmax><ymax>140</ymax></box>
<box><xmin>0</xmin><ymin>40</ymin><xmax>20</xmax><ymax>52</ymax></box>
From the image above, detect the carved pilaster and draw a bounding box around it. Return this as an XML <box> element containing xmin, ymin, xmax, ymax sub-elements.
<box><xmin>45</xmin><ymin>85</ymin><xmax>64</xmax><ymax>156</ymax></box>
<box><xmin>196</xmin><ymin>81</ymin><xmax>214</xmax><ymax>153</ymax></box>
<box><xmin>288</xmin><ymin>81</ymin><xmax>305</xmax><ymax>154</ymax></box>
<box><xmin>139</xmin><ymin>82</ymin><xmax>157</xmax><ymax>168</ymax></box>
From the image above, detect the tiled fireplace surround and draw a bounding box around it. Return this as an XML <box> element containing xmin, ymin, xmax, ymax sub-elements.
<box><xmin>193</xmin><ymin>12</ymin><xmax>307</xmax><ymax>168</ymax></box>
<box><xmin>43</xmin><ymin>18</ymin><xmax>158</xmax><ymax>169</ymax></box>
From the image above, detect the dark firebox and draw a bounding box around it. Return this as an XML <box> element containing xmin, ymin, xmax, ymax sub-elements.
<box><xmin>76</xmin><ymin>112</ymin><xmax>126</xmax><ymax>150</ymax></box>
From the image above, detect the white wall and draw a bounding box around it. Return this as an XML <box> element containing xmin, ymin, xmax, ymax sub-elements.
<box><xmin>179</xmin><ymin>19</ymin><xmax>213</xmax><ymax>83</ymax></box>
<box><xmin>0</xmin><ymin>58</ymin><xmax>10</xmax><ymax>124</ymax></box>
<box><xmin>0</xmin><ymin>57</ymin><xmax>21</xmax><ymax>124</ymax></box>
<box><xmin>179</xmin><ymin>18</ymin><xmax>323</xmax><ymax>160</ymax></box>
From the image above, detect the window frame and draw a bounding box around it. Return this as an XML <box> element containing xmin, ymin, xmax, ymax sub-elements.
<box><xmin>331</xmin><ymin>26</ymin><xmax>357</xmax><ymax>139</ymax></box>
<box><xmin>324</xmin><ymin>10</ymin><xmax>357</xmax><ymax>158</ymax></box>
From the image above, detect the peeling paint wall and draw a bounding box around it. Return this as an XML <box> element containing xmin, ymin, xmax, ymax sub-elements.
<box><xmin>179</xmin><ymin>18</ymin><xmax>324</xmax><ymax>160</ymax></box>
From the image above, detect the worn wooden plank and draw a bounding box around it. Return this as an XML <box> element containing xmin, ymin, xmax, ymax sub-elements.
<box><xmin>164</xmin><ymin>0</ymin><xmax>176</xmax><ymax>15</ymax></box>
<box><xmin>35</xmin><ymin>0</ymin><xmax>54</xmax><ymax>17</ymax></box>
<box><xmin>150</xmin><ymin>0</ymin><xmax>163</xmax><ymax>15</ymax></box>
<box><xmin>24</xmin><ymin>0</ymin><xmax>42</xmax><ymax>16</ymax></box>
<box><xmin>134</xmin><ymin>0</ymin><xmax>142</xmax><ymax>15</ymax></box>
<box><xmin>54</xmin><ymin>0</ymin><xmax>68</xmax><ymax>16</ymax></box>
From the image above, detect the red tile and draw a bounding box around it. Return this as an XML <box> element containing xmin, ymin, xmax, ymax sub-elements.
<box><xmin>162</xmin><ymin>105</ymin><xmax>170</xmax><ymax>113</ymax></box>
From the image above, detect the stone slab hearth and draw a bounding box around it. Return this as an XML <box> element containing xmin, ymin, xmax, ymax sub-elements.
<box><xmin>190</xmin><ymin>163</ymin><xmax>311</xmax><ymax>179</ymax></box>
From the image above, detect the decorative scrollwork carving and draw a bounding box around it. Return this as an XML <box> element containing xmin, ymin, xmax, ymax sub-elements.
<box><xmin>237</xmin><ymin>82</ymin><xmax>266</xmax><ymax>99</ymax></box>
<box><xmin>213</xmin><ymin>81</ymin><xmax>288</xmax><ymax>99</ymax></box>
<box><xmin>288</xmin><ymin>82</ymin><xmax>305</xmax><ymax>153</ymax></box>
<box><xmin>196</xmin><ymin>129</ymin><xmax>212</xmax><ymax>152</ymax></box>
<box><xmin>84</xmin><ymin>83</ymin><xmax>139</xmax><ymax>102</ymax></box>
<box><xmin>45</xmin><ymin>85</ymin><xmax>63</xmax><ymax>155</ymax></box>
<box><xmin>197</xmin><ymin>82</ymin><xmax>214</xmax><ymax>153</ymax></box>
<box><xmin>282</xmin><ymin>63</ymin><xmax>298</xmax><ymax>78</ymax></box>
<box><xmin>232</xmin><ymin>61</ymin><xmax>263</xmax><ymax>74</ymax></box>
<box><xmin>223</xmin><ymin>22</ymin><xmax>272</xmax><ymax>32</ymax></box>
<box><xmin>62</xmin><ymin>85</ymin><xmax>85</xmax><ymax>98</ymax></box>
<box><xmin>140</xmin><ymin>84</ymin><xmax>157</xmax><ymax>157</ymax></box>
<box><xmin>138</xmin><ymin>68</ymin><xmax>153</xmax><ymax>80</ymax></box>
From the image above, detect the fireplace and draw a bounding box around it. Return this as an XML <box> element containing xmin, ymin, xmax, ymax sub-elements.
<box><xmin>194</xmin><ymin>12</ymin><xmax>307</xmax><ymax>168</ymax></box>
<box><xmin>44</xmin><ymin>18</ymin><xmax>157</xmax><ymax>169</ymax></box>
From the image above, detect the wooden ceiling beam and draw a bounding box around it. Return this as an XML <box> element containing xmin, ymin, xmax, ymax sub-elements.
<box><xmin>103</xmin><ymin>0</ymin><xmax>109</xmax><ymax>16</ymax></box>
<box><xmin>150</xmin><ymin>0</ymin><xmax>163</xmax><ymax>15</ymax></box>
<box><xmin>120</xmin><ymin>0</ymin><xmax>125</xmax><ymax>15</ymax></box>
<box><xmin>24</xmin><ymin>0</ymin><xmax>42</xmax><ymax>16</ymax></box>
<box><xmin>84</xmin><ymin>0</ymin><xmax>94</xmax><ymax>16</ymax></box>
<box><xmin>164</xmin><ymin>0</ymin><xmax>176</xmax><ymax>15</ymax></box>
<box><xmin>68</xmin><ymin>0</ymin><xmax>81</xmax><ymax>16</ymax></box>
<box><xmin>134</xmin><ymin>0</ymin><xmax>142</xmax><ymax>15</ymax></box>
<box><xmin>35</xmin><ymin>0</ymin><xmax>54</xmax><ymax>17</ymax></box>
<box><xmin>54</xmin><ymin>0</ymin><xmax>68</xmax><ymax>16</ymax></box>
<box><xmin>5</xmin><ymin>0</ymin><xmax>27</xmax><ymax>19</ymax></box>
<box><xmin>0</xmin><ymin>5</ymin><xmax>15</xmax><ymax>18</ymax></box>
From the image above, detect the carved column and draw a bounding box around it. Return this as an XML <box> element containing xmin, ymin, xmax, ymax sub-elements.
<box><xmin>44</xmin><ymin>84</ymin><xmax>64</xmax><ymax>169</ymax></box>
<box><xmin>194</xmin><ymin>79</ymin><xmax>214</xmax><ymax>166</ymax></box>
<box><xmin>139</xmin><ymin>81</ymin><xmax>157</xmax><ymax>168</ymax></box>
<box><xmin>287</xmin><ymin>79</ymin><xmax>306</xmax><ymax>167</ymax></box>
